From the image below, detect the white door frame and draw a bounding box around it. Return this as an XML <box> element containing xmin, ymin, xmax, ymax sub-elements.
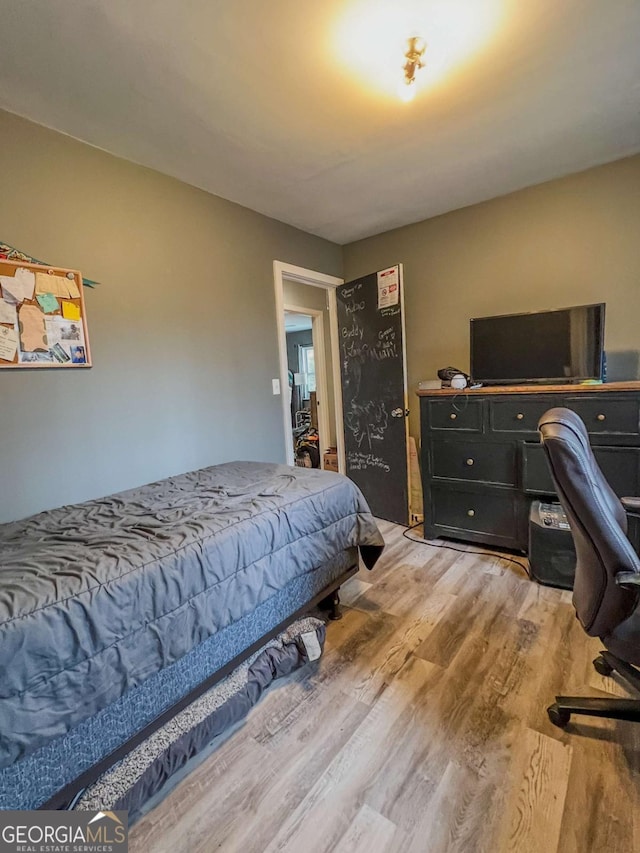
<box><xmin>273</xmin><ymin>261</ymin><xmax>344</xmax><ymax>471</ymax></box>
<box><xmin>284</xmin><ymin>304</ymin><xmax>330</xmax><ymax>461</ymax></box>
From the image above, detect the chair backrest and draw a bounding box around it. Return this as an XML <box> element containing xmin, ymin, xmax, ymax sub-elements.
<box><xmin>538</xmin><ymin>407</ymin><xmax>640</xmax><ymax>637</ymax></box>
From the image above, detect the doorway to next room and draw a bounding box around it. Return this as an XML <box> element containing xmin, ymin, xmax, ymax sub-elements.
<box><xmin>274</xmin><ymin>261</ymin><xmax>345</xmax><ymax>474</ymax></box>
<box><xmin>285</xmin><ymin>311</ymin><xmax>321</xmax><ymax>467</ymax></box>
<box><xmin>283</xmin><ymin>294</ymin><xmax>338</xmax><ymax>473</ymax></box>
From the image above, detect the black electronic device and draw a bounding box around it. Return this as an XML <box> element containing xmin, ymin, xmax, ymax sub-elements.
<box><xmin>529</xmin><ymin>501</ymin><xmax>577</xmax><ymax>590</ymax></box>
<box><xmin>470</xmin><ymin>303</ymin><xmax>605</xmax><ymax>385</ymax></box>
<box><xmin>437</xmin><ymin>366</ymin><xmax>471</xmax><ymax>386</ymax></box>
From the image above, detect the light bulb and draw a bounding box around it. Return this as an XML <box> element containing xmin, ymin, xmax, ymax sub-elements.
<box><xmin>398</xmin><ymin>81</ymin><xmax>416</xmax><ymax>102</ymax></box>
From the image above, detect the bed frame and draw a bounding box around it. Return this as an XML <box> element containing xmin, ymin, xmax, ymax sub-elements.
<box><xmin>41</xmin><ymin>565</ymin><xmax>357</xmax><ymax>810</ymax></box>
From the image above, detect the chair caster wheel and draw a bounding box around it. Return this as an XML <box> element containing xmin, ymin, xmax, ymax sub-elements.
<box><xmin>593</xmin><ymin>655</ymin><xmax>613</xmax><ymax>677</ymax></box>
<box><xmin>547</xmin><ymin>703</ymin><xmax>571</xmax><ymax>728</ymax></box>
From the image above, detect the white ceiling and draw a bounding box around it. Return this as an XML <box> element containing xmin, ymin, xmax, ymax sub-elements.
<box><xmin>1</xmin><ymin>1</ymin><xmax>639</xmax><ymax>244</ymax></box>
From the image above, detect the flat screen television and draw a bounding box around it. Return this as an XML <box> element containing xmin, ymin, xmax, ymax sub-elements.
<box><xmin>470</xmin><ymin>304</ymin><xmax>605</xmax><ymax>385</ymax></box>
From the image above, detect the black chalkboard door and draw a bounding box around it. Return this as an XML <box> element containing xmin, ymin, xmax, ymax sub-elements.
<box><xmin>336</xmin><ymin>265</ymin><xmax>409</xmax><ymax>524</ymax></box>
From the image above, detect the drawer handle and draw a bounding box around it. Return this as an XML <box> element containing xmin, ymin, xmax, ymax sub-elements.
<box><xmin>466</xmin><ymin>458</ymin><xmax>474</xmax><ymax>466</ymax></box>
<box><xmin>467</xmin><ymin>509</ymin><xmax>475</xmax><ymax>517</ymax></box>
<box><xmin>516</xmin><ymin>413</ymin><xmax>524</xmax><ymax>420</ymax></box>
<box><xmin>597</xmin><ymin>413</ymin><xmax>606</xmax><ymax>422</ymax></box>
<box><xmin>450</xmin><ymin>413</ymin><xmax>457</xmax><ymax>420</ymax></box>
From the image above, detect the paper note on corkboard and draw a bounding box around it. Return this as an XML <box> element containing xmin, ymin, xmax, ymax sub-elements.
<box><xmin>0</xmin><ymin>326</ymin><xmax>18</xmax><ymax>361</ymax></box>
<box><xmin>35</xmin><ymin>272</ymin><xmax>73</xmax><ymax>299</ymax></box>
<box><xmin>19</xmin><ymin>304</ymin><xmax>48</xmax><ymax>352</ymax></box>
<box><xmin>0</xmin><ymin>299</ymin><xmax>17</xmax><ymax>325</ymax></box>
<box><xmin>62</xmin><ymin>301</ymin><xmax>81</xmax><ymax>321</ymax></box>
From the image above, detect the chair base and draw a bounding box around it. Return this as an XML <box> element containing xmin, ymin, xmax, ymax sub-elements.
<box><xmin>548</xmin><ymin>651</ymin><xmax>640</xmax><ymax>728</ymax></box>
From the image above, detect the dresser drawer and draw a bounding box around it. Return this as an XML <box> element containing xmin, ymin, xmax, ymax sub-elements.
<box><xmin>564</xmin><ymin>397</ymin><xmax>640</xmax><ymax>435</ymax></box>
<box><xmin>419</xmin><ymin>387</ymin><xmax>640</xmax><ymax>553</ymax></box>
<box><xmin>431</xmin><ymin>439</ymin><xmax>516</xmax><ymax>486</ymax></box>
<box><xmin>523</xmin><ymin>443</ymin><xmax>640</xmax><ymax>497</ymax></box>
<box><xmin>427</xmin><ymin>399</ymin><xmax>483</xmax><ymax>432</ymax></box>
<box><xmin>490</xmin><ymin>399</ymin><xmax>554</xmax><ymax>433</ymax></box>
<box><xmin>432</xmin><ymin>487</ymin><xmax>518</xmax><ymax>540</ymax></box>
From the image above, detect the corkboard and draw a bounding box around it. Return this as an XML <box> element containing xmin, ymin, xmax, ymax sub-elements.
<box><xmin>0</xmin><ymin>259</ymin><xmax>91</xmax><ymax>368</ymax></box>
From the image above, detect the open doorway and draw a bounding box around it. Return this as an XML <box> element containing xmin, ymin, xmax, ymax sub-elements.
<box><xmin>285</xmin><ymin>309</ymin><xmax>321</xmax><ymax>467</ymax></box>
<box><xmin>274</xmin><ymin>261</ymin><xmax>344</xmax><ymax>471</ymax></box>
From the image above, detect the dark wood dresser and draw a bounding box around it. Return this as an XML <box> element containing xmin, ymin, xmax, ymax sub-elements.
<box><xmin>417</xmin><ymin>382</ymin><xmax>640</xmax><ymax>552</ymax></box>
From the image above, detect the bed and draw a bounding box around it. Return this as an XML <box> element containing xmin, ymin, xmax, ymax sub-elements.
<box><xmin>0</xmin><ymin>461</ymin><xmax>383</xmax><ymax>810</ymax></box>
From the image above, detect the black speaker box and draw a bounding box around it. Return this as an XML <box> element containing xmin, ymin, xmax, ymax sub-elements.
<box><xmin>529</xmin><ymin>501</ymin><xmax>576</xmax><ymax>590</ymax></box>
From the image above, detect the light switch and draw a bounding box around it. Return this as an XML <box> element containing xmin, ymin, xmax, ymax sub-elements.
<box><xmin>272</xmin><ymin>378</ymin><xmax>281</xmax><ymax>395</ymax></box>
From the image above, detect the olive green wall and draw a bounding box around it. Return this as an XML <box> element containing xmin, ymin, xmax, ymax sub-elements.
<box><xmin>2</xmin><ymin>108</ymin><xmax>638</xmax><ymax>522</ymax></box>
<box><xmin>0</xmin><ymin>110</ymin><xmax>342</xmax><ymax>522</ymax></box>
<box><xmin>343</xmin><ymin>155</ymin><xmax>640</xmax><ymax>441</ymax></box>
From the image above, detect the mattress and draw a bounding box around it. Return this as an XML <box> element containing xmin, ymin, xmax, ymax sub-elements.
<box><xmin>0</xmin><ymin>550</ymin><xmax>355</xmax><ymax>810</ymax></box>
<box><xmin>0</xmin><ymin>461</ymin><xmax>383</xmax><ymax>771</ymax></box>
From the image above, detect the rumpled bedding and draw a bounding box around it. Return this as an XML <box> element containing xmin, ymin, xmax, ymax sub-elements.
<box><xmin>0</xmin><ymin>461</ymin><xmax>383</xmax><ymax>767</ymax></box>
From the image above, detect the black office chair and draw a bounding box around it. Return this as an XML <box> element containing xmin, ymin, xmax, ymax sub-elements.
<box><xmin>538</xmin><ymin>407</ymin><xmax>640</xmax><ymax>728</ymax></box>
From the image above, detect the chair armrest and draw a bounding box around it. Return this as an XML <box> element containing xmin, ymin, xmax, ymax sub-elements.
<box><xmin>621</xmin><ymin>497</ymin><xmax>640</xmax><ymax>514</ymax></box>
<box><xmin>616</xmin><ymin>572</ymin><xmax>640</xmax><ymax>589</ymax></box>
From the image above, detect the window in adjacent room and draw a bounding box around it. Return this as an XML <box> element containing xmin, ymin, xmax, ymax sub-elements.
<box><xmin>299</xmin><ymin>344</ymin><xmax>316</xmax><ymax>400</ymax></box>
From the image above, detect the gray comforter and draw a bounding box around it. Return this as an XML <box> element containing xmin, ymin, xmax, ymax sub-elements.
<box><xmin>0</xmin><ymin>462</ymin><xmax>383</xmax><ymax>768</ymax></box>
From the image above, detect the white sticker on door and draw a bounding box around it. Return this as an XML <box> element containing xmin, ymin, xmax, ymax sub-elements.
<box><xmin>377</xmin><ymin>266</ymin><xmax>399</xmax><ymax>309</ymax></box>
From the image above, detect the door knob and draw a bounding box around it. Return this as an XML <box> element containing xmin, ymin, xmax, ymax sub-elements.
<box><xmin>516</xmin><ymin>413</ymin><xmax>524</xmax><ymax>420</ymax></box>
<box><xmin>450</xmin><ymin>413</ymin><xmax>457</xmax><ymax>420</ymax></box>
<box><xmin>466</xmin><ymin>458</ymin><xmax>474</xmax><ymax>466</ymax></box>
<box><xmin>467</xmin><ymin>509</ymin><xmax>475</xmax><ymax>517</ymax></box>
<box><xmin>597</xmin><ymin>413</ymin><xmax>606</xmax><ymax>421</ymax></box>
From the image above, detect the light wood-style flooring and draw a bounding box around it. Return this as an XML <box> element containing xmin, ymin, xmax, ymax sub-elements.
<box><xmin>130</xmin><ymin>521</ymin><xmax>640</xmax><ymax>852</ymax></box>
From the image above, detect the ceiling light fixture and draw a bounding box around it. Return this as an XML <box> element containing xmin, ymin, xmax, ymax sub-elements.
<box><xmin>400</xmin><ymin>36</ymin><xmax>426</xmax><ymax>102</ymax></box>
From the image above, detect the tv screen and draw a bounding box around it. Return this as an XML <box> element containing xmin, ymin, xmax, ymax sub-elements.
<box><xmin>470</xmin><ymin>304</ymin><xmax>605</xmax><ymax>384</ymax></box>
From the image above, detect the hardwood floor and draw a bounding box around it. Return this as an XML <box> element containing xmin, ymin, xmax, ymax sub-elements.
<box><xmin>130</xmin><ymin>521</ymin><xmax>640</xmax><ymax>852</ymax></box>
